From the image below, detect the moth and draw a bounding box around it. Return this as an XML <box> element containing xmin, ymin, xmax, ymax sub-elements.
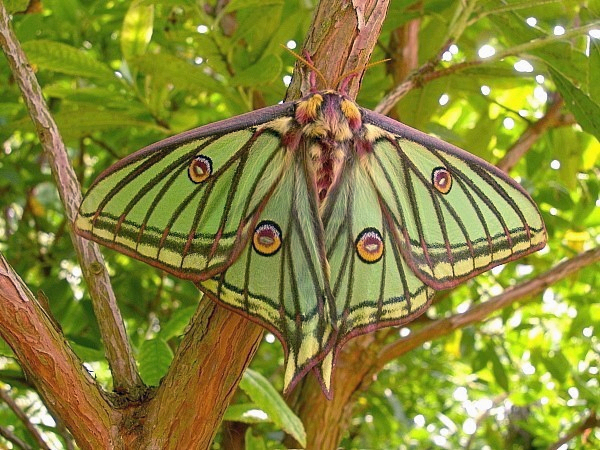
<box><xmin>76</xmin><ymin>74</ymin><xmax>546</xmax><ymax>397</ymax></box>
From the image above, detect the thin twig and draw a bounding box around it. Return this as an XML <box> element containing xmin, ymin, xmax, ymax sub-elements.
<box><xmin>0</xmin><ymin>253</ymin><xmax>117</xmax><ymax>448</ymax></box>
<box><xmin>0</xmin><ymin>387</ymin><xmax>51</xmax><ymax>450</ymax></box>
<box><xmin>548</xmin><ymin>410</ymin><xmax>600</xmax><ymax>450</ymax></box>
<box><xmin>0</xmin><ymin>0</ymin><xmax>142</xmax><ymax>392</ymax></box>
<box><xmin>469</xmin><ymin>0</ymin><xmax>570</xmax><ymax>25</ymax></box>
<box><xmin>376</xmin><ymin>22</ymin><xmax>600</xmax><ymax>115</ymax></box>
<box><xmin>497</xmin><ymin>96</ymin><xmax>571</xmax><ymax>172</ymax></box>
<box><xmin>0</xmin><ymin>425</ymin><xmax>32</xmax><ymax>450</ymax></box>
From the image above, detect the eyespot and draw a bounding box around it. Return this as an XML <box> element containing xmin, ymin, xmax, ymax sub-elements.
<box><xmin>355</xmin><ymin>228</ymin><xmax>384</xmax><ymax>263</ymax></box>
<box><xmin>188</xmin><ymin>156</ymin><xmax>212</xmax><ymax>183</ymax></box>
<box><xmin>253</xmin><ymin>221</ymin><xmax>282</xmax><ymax>256</ymax></box>
<box><xmin>431</xmin><ymin>167</ymin><xmax>452</xmax><ymax>194</ymax></box>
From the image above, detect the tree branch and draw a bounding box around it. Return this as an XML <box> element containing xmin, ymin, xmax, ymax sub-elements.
<box><xmin>139</xmin><ymin>301</ymin><xmax>263</xmax><ymax>449</ymax></box>
<box><xmin>548</xmin><ymin>409</ymin><xmax>600</xmax><ymax>450</ymax></box>
<box><xmin>284</xmin><ymin>2</ymin><xmax>390</xmax><ymax>448</ymax></box>
<box><xmin>0</xmin><ymin>386</ymin><xmax>51</xmax><ymax>450</ymax></box>
<box><xmin>0</xmin><ymin>424</ymin><xmax>32</xmax><ymax>450</ymax></box>
<box><xmin>286</xmin><ymin>0</ymin><xmax>389</xmax><ymax>99</ymax></box>
<box><xmin>377</xmin><ymin>247</ymin><xmax>600</xmax><ymax>364</ymax></box>
<box><xmin>375</xmin><ymin>22</ymin><xmax>600</xmax><ymax>115</ymax></box>
<box><xmin>290</xmin><ymin>247</ymin><xmax>600</xmax><ymax>450</ymax></box>
<box><xmin>0</xmin><ymin>0</ymin><xmax>141</xmax><ymax>392</ymax></box>
<box><xmin>497</xmin><ymin>95</ymin><xmax>572</xmax><ymax>172</ymax></box>
<box><xmin>0</xmin><ymin>254</ymin><xmax>118</xmax><ymax>449</ymax></box>
<box><xmin>133</xmin><ymin>6</ymin><xmax>393</xmax><ymax>447</ymax></box>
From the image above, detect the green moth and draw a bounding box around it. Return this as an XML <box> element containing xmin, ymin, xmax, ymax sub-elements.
<box><xmin>76</xmin><ymin>87</ymin><xmax>546</xmax><ymax>397</ymax></box>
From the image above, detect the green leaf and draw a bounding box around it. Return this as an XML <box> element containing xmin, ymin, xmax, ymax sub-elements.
<box><xmin>488</xmin><ymin>346</ymin><xmax>510</xmax><ymax>391</ymax></box>
<box><xmin>586</xmin><ymin>38</ymin><xmax>600</xmax><ymax>101</ymax></box>
<box><xmin>537</xmin><ymin>182</ymin><xmax>575</xmax><ymax>210</ymax></box>
<box><xmin>223</xmin><ymin>403</ymin><xmax>270</xmax><ymax>424</ymax></box>
<box><xmin>121</xmin><ymin>2</ymin><xmax>155</xmax><ymax>61</ymax></box>
<box><xmin>224</xmin><ymin>0</ymin><xmax>284</xmax><ymax>12</ymax></box>
<box><xmin>530</xmin><ymin>42</ymin><xmax>589</xmax><ymax>85</ymax></box>
<box><xmin>21</xmin><ymin>40</ymin><xmax>114</xmax><ymax>81</ymax></box>
<box><xmin>549</xmin><ymin>66</ymin><xmax>600</xmax><ymax>142</ymax></box>
<box><xmin>0</xmin><ymin>167</ymin><xmax>22</xmax><ymax>188</ymax></box>
<box><xmin>231</xmin><ymin>1</ymin><xmax>283</xmax><ymax>56</ymax></box>
<box><xmin>245</xmin><ymin>428</ymin><xmax>268</xmax><ymax>450</ymax></box>
<box><xmin>130</xmin><ymin>53</ymin><xmax>224</xmax><ymax>95</ymax></box>
<box><xmin>53</xmin><ymin>107</ymin><xmax>165</xmax><ymax>139</ymax></box>
<box><xmin>541</xmin><ymin>350</ymin><xmax>569</xmax><ymax>384</ymax></box>
<box><xmin>234</xmin><ymin>54</ymin><xmax>282</xmax><ymax>86</ymax></box>
<box><xmin>573</xmin><ymin>373</ymin><xmax>600</xmax><ymax>404</ymax></box>
<box><xmin>138</xmin><ymin>338</ymin><xmax>173</xmax><ymax>386</ymax></box>
<box><xmin>5</xmin><ymin>0</ymin><xmax>30</xmax><ymax>14</ymax></box>
<box><xmin>239</xmin><ymin>369</ymin><xmax>306</xmax><ymax>447</ymax></box>
<box><xmin>158</xmin><ymin>306</ymin><xmax>196</xmax><ymax>341</ymax></box>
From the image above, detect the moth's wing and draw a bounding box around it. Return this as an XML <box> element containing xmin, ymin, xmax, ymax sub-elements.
<box><xmin>198</xmin><ymin>143</ymin><xmax>337</xmax><ymax>394</ymax></box>
<box><xmin>313</xmin><ymin>151</ymin><xmax>436</xmax><ymax>397</ymax></box>
<box><xmin>361</xmin><ymin>109</ymin><xmax>547</xmax><ymax>290</ymax></box>
<box><xmin>76</xmin><ymin>103</ymin><xmax>295</xmax><ymax>281</ymax></box>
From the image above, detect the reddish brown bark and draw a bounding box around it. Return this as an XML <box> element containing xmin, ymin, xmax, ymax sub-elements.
<box><xmin>0</xmin><ymin>255</ymin><xmax>119</xmax><ymax>449</ymax></box>
<box><xmin>0</xmin><ymin>0</ymin><xmax>141</xmax><ymax>393</ymax></box>
<box><xmin>138</xmin><ymin>302</ymin><xmax>263</xmax><ymax>449</ymax></box>
<box><xmin>286</xmin><ymin>0</ymin><xmax>389</xmax><ymax>99</ymax></box>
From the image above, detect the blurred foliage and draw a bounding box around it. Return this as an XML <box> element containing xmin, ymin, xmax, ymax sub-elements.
<box><xmin>0</xmin><ymin>0</ymin><xmax>599</xmax><ymax>448</ymax></box>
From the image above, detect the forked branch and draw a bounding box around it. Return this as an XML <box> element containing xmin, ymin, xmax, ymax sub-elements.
<box><xmin>0</xmin><ymin>1</ymin><xmax>141</xmax><ymax>392</ymax></box>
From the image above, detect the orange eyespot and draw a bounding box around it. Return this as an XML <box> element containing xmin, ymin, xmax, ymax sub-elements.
<box><xmin>355</xmin><ymin>228</ymin><xmax>384</xmax><ymax>263</ymax></box>
<box><xmin>253</xmin><ymin>221</ymin><xmax>282</xmax><ymax>256</ymax></box>
<box><xmin>432</xmin><ymin>167</ymin><xmax>452</xmax><ymax>194</ymax></box>
<box><xmin>188</xmin><ymin>156</ymin><xmax>212</xmax><ymax>183</ymax></box>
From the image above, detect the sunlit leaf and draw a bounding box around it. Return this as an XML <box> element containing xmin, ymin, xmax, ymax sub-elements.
<box><xmin>239</xmin><ymin>369</ymin><xmax>306</xmax><ymax>447</ymax></box>
<box><xmin>139</xmin><ymin>338</ymin><xmax>173</xmax><ymax>386</ymax></box>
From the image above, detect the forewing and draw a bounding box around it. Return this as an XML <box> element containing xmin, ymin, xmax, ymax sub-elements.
<box><xmin>76</xmin><ymin>104</ymin><xmax>294</xmax><ymax>280</ymax></box>
<box><xmin>362</xmin><ymin>110</ymin><xmax>547</xmax><ymax>290</ymax></box>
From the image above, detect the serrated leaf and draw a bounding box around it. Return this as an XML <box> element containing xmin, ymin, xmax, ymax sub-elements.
<box><xmin>223</xmin><ymin>403</ymin><xmax>270</xmax><ymax>424</ymax></box>
<box><xmin>549</xmin><ymin>66</ymin><xmax>600</xmax><ymax>142</ymax></box>
<box><xmin>21</xmin><ymin>40</ymin><xmax>114</xmax><ymax>81</ymax></box>
<box><xmin>121</xmin><ymin>2</ymin><xmax>154</xmax><ymax>61</ymax></box>
<box><xmin>158</xmin><ymin>306</ymin><xmax>196</xmax><ymax>341</ymax></box>
<box><xmin>239</xmin><ymin>369</ymin><xmax>306</xmax><ymax>447</ymax></box>
<box><xmin>138</xmin><ymin>338</ymin><xmax>173</xmax><ymax>386</ymax></box>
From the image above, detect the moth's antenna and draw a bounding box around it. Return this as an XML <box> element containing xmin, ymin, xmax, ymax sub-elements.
<box><xmin>281</xmin><ymin>45</ymin><xmax>328</xmax><ymax>91</ymax></box>
<box><xmin>334</xmin><ymin>59</ymin><xmax>391</xmax><ymax>94</ymax></box>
